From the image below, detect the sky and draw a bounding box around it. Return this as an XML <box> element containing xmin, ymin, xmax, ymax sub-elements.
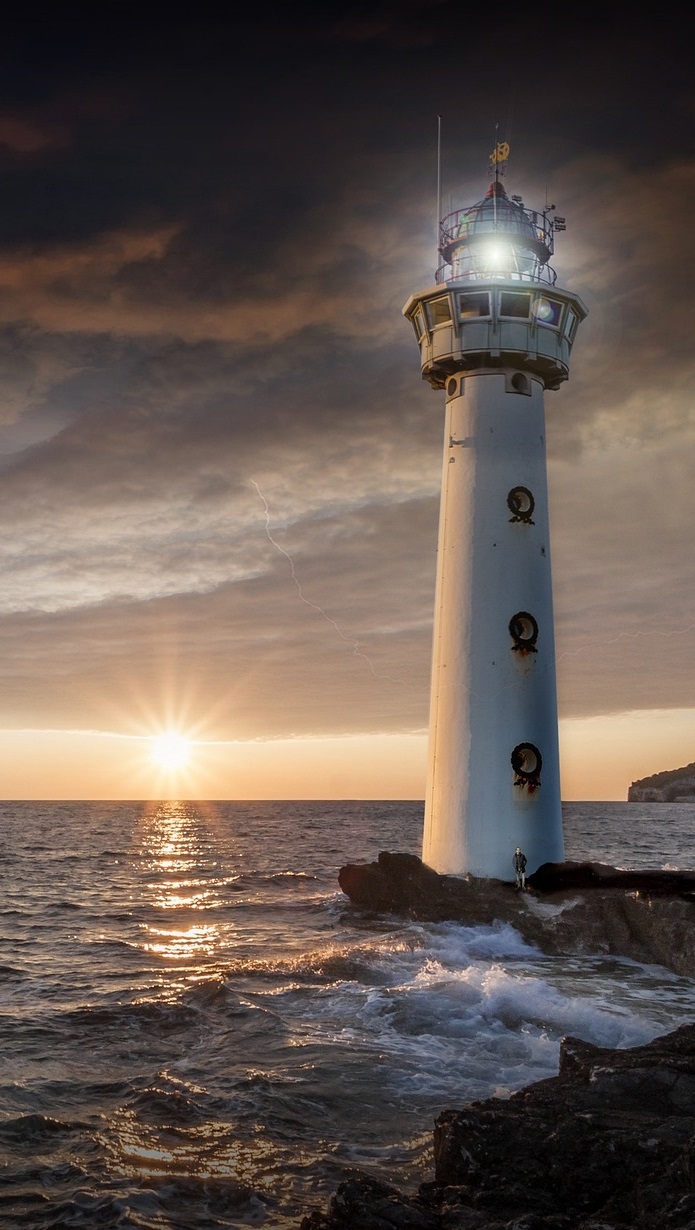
<box><xmin>0</xmin><ymin>4</ymin><xmax>692</xmax><ymax>800</ymax></box>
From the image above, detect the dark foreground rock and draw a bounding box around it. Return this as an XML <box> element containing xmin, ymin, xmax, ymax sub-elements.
<box><xmin>338</xmin><ymin>852</ymin><xmax>695</xmax><ymax>977</ymax></box>
<box><xmin>300</xmin><ymin>1023</ymin><xmax>695</xmax><ymax>1229</ymax></box>
<box><xmin>529</xmin><ymin>859</ymin><xmax>695</xmax><ymax>895</ymax></box>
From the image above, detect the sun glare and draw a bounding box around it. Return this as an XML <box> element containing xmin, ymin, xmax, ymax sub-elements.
<box><xmin>150</xmin><ymin>733</ymin><xmax>192</xmax><ymax>772</ymax></box>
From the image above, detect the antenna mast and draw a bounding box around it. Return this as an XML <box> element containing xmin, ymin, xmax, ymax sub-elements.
<box><xmin>436</xmin><ymin>115</ymin><xmax>442</xmax><ymax>255</ymax></box>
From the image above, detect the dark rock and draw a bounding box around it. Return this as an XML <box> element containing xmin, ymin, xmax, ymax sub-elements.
<box><xmin>529</xmin><ymin>859</ymin><xmax>695</xmax><ymax>896</ymax></box>
<box><xmin>301</xmin><ymin>1025</ymin><xmax>695</xmax><ymax>1230</ymax></box>
<box><xmin>432</xmin><ymin>1023</ymin><xmax>695</xmax><ymax>1227</ymax></box>
<box><xmin>338</xmin><ymin>853</ymin><xmax>695</xmax><ymax>978</ymax></box>
<box><xmin>339</xmin><ymin>850</ymin><xmax>695</xmax><ymax>905</ymax></box>
<box><xmin>338</xmin><ymin>852</ymin><xmax>510</xmax><ymax>924</ymax></box>
<box><xmin>338</xmin><ymin>852</ymin><xmax>451</xmax><ymax>916</ymax></box>
<box><xmin>299</xmin><ymin>1174</ymin><xmax>441</xmax><ymax>1230</ymax></box>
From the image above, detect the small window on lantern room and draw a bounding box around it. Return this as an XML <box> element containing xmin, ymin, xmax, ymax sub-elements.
<box><xmin>564</xmin><ymin>309</ymin><xmax>579</xmax><ymax>341</ymax></box>
<box><xmin>426</xmin><ymin>296</ymin><xmax>452</xmax><ymax>328</ymax></box>
<box><xmin>500</xmin><ymin>292</ymin><xmax>531</xmax><ymax>318</ymax></box>
<box><xmin>412</xmin><ymin>308</ymin><xmax>427</xmax><ymax>341</ymax></box>
<box><xmin>458</xmin><ymin>291</ymin><xmax>490</xmax><ymax>319</ymax></box>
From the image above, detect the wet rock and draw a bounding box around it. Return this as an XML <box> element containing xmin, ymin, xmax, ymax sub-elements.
<box><xmin>431</xmin><ymin>1023</ymin><xmax>695</xmax><ymax>1227</ymax></box>
<box><xmin>338</xmin><ymin>852</ymin><xmax>695</xmax><ymax>978</ymax></box>
<box><xmin>528</xmin><ymin>860</ymin><xmax>695</xmax><ymax>896</ymax></box>
<box><xmin>338</xmin><ymin>850</ymin><xmax>695</xmax><ymax>907</ymax></box>
<box><xmin>300</xmin><ymin>1025</ymin><xmax>695</xmax><ymax>1230</ymax></box>
<box><xmin>299</xmin><ymin>1174</ymin><xmax>441</xmax><ymax>1230</ymax></box>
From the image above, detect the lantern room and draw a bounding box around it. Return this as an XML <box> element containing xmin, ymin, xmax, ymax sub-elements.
<box><xmin>437</xmin><ymin>181</ymin><xmax>555</xmax><ymax>284</ymax></box>
<box><xmin>403</xmin><ymin>180</ymin><xmax>587</xmax><ymax>391</ymax></box>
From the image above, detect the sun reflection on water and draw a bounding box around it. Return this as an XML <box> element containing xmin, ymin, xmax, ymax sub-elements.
<box><xmin>112</xmin><ymin>1108</ymin><xmax>282</xmax><ymax>1183</ymax></box>
<box><xmin>142</xmin><ymin>923</ymin><xmax>219</xmax><ymax>961</ymax></box>
<box><xmin>136</xmin><ymin>801</ymin><xmax>227</xmax><ymax>970</ymax></box>
<box><xmin>119</xmin><ymin>804</ymin><xmax>316</xmax><ymax>1208</ymax></box>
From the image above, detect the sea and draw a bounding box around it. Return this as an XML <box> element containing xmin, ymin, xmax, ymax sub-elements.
<box><xmin>2</xmin><ymin>800</ymin><xmax>695</xmax><ymax>1229</ymax></box>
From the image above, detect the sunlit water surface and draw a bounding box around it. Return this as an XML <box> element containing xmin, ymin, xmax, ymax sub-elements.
<box><xmin>1</xmin><ymin>800</ymin><xmax>695</xmax><ymax>1227</ymax></box>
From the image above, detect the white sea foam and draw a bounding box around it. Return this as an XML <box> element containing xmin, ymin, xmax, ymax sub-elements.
<box><xmin>277</xmin><ymin>905</ymin><xmax>695</xmax><ymax>1113</ymax></box>
<box><xmin>419</xmin><ymin>919</ymin><xmax>540</xmax><ymax>963</ymax></box>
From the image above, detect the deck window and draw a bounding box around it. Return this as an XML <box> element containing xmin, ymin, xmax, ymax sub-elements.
<box><xmin>426</xmin><ymin>296</ymin><xmax>452</xmax><ymax>328</ymax></box>
<box><xmin>533</xmin><ymin>296</ymin><xmax>563</xmax><ymax>328</ymax></box>
<box><xmin>457</xmin><ymin>291</ymin><xmax>490</xmax><ymax>319</ymax></box>
<box><xmin>500</xmin><ymin>291</ymin><xmax>531</xmax><ymax>318</ymax></box>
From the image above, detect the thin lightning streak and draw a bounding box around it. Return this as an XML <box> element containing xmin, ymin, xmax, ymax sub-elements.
<box><xmin>557</xmin><ymin>624</ymin><xmax>695</xmax><ymax>661</ymax></box>
<box><xmin>250</xmin><ymin>480</ymin><xmax>412</xmax><ymax>687</ymax></box>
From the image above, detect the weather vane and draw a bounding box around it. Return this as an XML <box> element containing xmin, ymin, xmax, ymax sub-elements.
<box><xmin>489</xmin><ymin>138</ymin><xmax>510</xmax><ymax>184</ymax></box>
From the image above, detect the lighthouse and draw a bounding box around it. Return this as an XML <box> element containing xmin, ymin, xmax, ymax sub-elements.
<box><xmin>403</xmin><ymin>151</ymin><xmax>587</xmax><ymax>880</ymax></box>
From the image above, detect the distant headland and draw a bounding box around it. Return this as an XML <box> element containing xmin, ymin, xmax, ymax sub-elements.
<box><xmin>628</xmin><ymin>760</ymin><xmax>695</xmax><ymax>802</ymax></box>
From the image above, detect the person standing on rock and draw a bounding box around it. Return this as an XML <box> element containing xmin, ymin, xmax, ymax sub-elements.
<box><xmin>513</xmin><ymin>847</ymin><xmax>527</xmax><ymax>891</ymax></box>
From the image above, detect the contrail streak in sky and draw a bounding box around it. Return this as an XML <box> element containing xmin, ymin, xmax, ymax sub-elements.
<box><xmin>250</xmin><ymin>480</ymin><xmax>410</xmax><ymax>686</ymax></box>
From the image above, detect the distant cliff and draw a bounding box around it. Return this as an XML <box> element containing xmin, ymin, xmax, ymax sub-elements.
<box><xmin>628</xmin><ymin>760</ymin><xmax>695</xmax><ymax>802</ymax></box>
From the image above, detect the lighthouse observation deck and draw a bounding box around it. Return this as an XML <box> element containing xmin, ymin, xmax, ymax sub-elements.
<box><xmin>403</xmin><ymin>182</ymin><xmax>587</xmax><ymax>392</ymax></box>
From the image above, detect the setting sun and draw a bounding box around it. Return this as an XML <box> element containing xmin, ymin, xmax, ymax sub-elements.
<box><xmin>150</xmin><ymin>733</ymin><xmax>192</xmax><ymax>772</ymax></box>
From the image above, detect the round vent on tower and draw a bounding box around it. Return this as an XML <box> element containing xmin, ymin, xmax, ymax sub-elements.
<box><xmin>511</xmin><ymin>743</ymin><xmax>542</xmax><ymax>791</ymax></box>
<box><xmin>509</xmin><ymin>612</ymin><xmax>538</xmax><ymax>653</ymax></box>
<box><xmin>507</xmin><ymin>486</ymin><xmax>535</xmax><ymax>523</ymax></box>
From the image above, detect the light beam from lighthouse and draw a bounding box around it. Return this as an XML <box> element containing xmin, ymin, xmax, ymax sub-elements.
<box><xmin>403</xmin><ymin>150</ymin><xmax>587</xmax><ymax>880</ymax></box>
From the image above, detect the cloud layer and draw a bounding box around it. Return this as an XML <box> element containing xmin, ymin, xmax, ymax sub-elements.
<box><xmin>0</xmin><ymin>5</ymin><xmax>691</xmax><ymax>755</ymax></box>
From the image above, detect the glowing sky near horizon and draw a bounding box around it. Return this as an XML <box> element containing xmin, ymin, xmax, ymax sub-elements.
<box><xmin>0</xmin><ymin>6</ymin><xmax>691</xmax><ymax>800</ymax></box>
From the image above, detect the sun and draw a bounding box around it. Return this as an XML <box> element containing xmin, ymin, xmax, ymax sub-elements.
<box><xmin>150</xmin><ymin>732</ymin><xmax>192</xmax><ymax>772</ymax></box>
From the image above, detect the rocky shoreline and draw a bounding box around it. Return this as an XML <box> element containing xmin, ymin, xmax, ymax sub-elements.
<box><xmin>297</xmin><ymin>853</ymin><xmax>695</xmax><ymax>1229</ymax></box>
<box><xmin>337</xmin><ymin>851</ymin><xmax>695</xmax><ymax>978</ymax></box>
<box><xmin>301</xmin><ymin>1023</ymin><xmax>695</xmax><ymax>1229</ymax></box>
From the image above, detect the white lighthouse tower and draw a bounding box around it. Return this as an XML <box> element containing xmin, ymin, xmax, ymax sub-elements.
<box><xmin>403</xmin><ymin>150</ymin><xmax>587</xmax><ymax>880</ymax></box>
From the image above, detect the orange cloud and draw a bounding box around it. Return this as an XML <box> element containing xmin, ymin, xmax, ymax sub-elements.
<box><xmin>0</xmin><ymin>113</ymin><xmax>69</xmax><ymax>153</ymax></box>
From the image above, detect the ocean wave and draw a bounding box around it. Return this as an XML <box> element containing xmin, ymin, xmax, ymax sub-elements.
<box><xmin>0</xmin><ymin>1113</ymin><xmax>82</xmax><ymax>1143</ymax></box>
<box><xmin>129</xmin><ymin>1084</ymin><xmax>211</xmax><ymax>1127</ymax></box>
<box><xmin>223</xmin><ymin>869</ymin><xmax>319</xmax><ymax>888</ymax></box>
<box><xmin>0</xmin><ymin>963</ymin><xmax>28</xmax><ymax>979</ymax></box>
<box><xmin>419</xmin><ymin>919</ymin><xmax>539</xmax><ymax>963</ymax></box>
<box><xmin>219</xmin><ymin>931</ymin><xmax>428</xmax><ymax>988</ymax></box>
<box><xmin>61</xmin><ymin>998</ymin><xmax>201</xmax><ymax>1035</ymax></box>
